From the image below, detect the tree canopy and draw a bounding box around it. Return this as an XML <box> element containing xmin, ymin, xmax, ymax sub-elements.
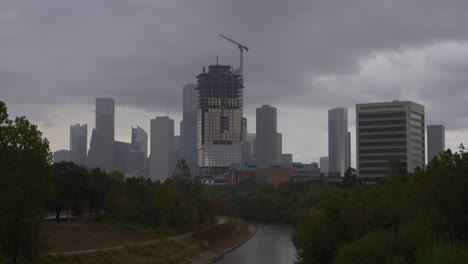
<box><xmin>0</xmin><ymin>100</ymin><xmax>53</xmax><ymax>263</ymax></box>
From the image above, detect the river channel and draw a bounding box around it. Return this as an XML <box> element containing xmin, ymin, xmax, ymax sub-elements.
<box><xmin>216</xmin><ymin>224</ymin><xmax>296</xmax><ymax>264</ymax></box>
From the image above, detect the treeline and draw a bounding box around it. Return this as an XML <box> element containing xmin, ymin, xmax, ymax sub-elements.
<box><xmin>211</xmin><ymin>146</ymin><xmax>468</xmax><ymax>263</ymax></box>
<box><xmin>50</xmin><ymin>160</ymin><xmax>213</xmax><ymax>231</ymax></box>
<box><xmin>293</xmin><ymin>147</ymin><xmax>468</xmax><ymax>264</ymax></box>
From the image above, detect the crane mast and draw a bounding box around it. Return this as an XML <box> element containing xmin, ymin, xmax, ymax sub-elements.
<box><xmin>219</xmin><ymin>34</ymin><xmax>249</xmax><ymax>76</ymax></box>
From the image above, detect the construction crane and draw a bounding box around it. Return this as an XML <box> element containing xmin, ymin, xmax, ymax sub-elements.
<box><xmin>219</xmin><ymin>34</ymin><xmax>249</xmax><ymax>76</ymax></box>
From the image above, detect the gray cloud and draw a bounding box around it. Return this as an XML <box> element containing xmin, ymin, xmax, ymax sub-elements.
<box><xmin>2</xmin><ymin>0</ymin><xmax>468</xmax><ymax>161</ymax></box>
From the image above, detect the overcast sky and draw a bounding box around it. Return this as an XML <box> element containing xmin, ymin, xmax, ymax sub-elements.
<box><xmin>2</xmin><ymin>0</ymin><xmax>468</xmax><ymax>165</ymax></box>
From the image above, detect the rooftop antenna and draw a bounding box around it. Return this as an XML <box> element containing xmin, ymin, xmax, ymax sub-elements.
<box><xmin>219</xmin><ymin>34</ymin><xmax>249</xmax><ymax>75</ymax></box>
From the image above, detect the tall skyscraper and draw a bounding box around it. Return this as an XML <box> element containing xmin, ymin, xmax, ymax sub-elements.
<box><xmin>131</xmin><ymin>126</ymin><xmax>148</xmax><ymax>158</ymax></box>
<box><xmin>247</xmin><ymin>133</ymin><xmax>256</xmax><ymax>161</ymax></box>
<box><xmin>150</xmin><ymin>116</ymin><xmax>175</xmax><ymax>182</ymax></box>
<box><xmin>88</xmin><ymin>98</ymin><xmax>115</xmax><ymax>171</ymax></box>
<box><xmin>70</xmin><ymin>124</ymin><xmax>87</xmax><ymax>166</ymax></box>
<box><xmin>255</xmin><ymin>105</ymin><xmax>279</xmax><ymax>164</ymax></box>
<box><xmin>356</xmin><ymin>100</ymin><xmax>425</xmax><ymax>180</ymax></box>
<box><xmin>276</xmin><ymin>133</ymin><xmax>283</xmax><ymax>162</ymax></box>
<box><xmin>328</xmin><ymin>107</ymin><xmax>351</xmax><ymax>176</ymax></box>
<box><xmin>197</xmin><ymin>65</ymin><xmax>243</xmax><ymax>179</ymax></box>
<box><xmin>320</xmin><ymin>156</ymin><xmax>329</xmax><ymax>174</ymax></box>
<box><xmin>427</xmin><ymin>125</ymin><xmax>445</xmax><ymax>163</ymax></box>
<box><xmin>241</xmin><ymin>117</ymin><xmax>252</xmax><ymax>162</ymax></box>
<box><xmin>180</xmin><ymin>84</ymin><xmax>199</xmax><ymax>175</ymax></box>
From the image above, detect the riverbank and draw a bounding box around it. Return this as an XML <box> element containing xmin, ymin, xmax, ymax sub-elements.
<box><xmin>41</xmin><ymin>217</ymin><xmax>253</xmax><ymax>264</ymax></box>
<box><xmin>185</xmin><ymin>219</ymin><xmax>257</xmax><ymax>264</ymax></box>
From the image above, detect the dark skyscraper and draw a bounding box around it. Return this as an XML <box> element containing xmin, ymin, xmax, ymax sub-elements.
<box><xmin>180</xmin><ymin>84</ymin><xmax>199</xmax><ymax>175</ymax></box>
<box><xmin>88</xmin><ymin>98</ymin><xmax>115</xmax><ymax>171</ymax></box>
<box><xmin>197</xmin><ymin>65</ymin><xmax>243</xmax><ymax>179</ymax></box>
<box><xmin>70</xmin><ymin>124</ymin><xmax>87</xmax><ymax>166</ymax></box>
<box><xmin>150</xmin><ymin>116</ymin><xmax>175</xmax><ymax>182</ymax></box>
<box><xmin>131</xmin><ymin>126</ymin><xmax>148</xmax><ymax>158</ymax></box>
<box><xmin>255</xmin><ymin>105</ymin><xmax>279</xmax><ymax>164</ymax></box>
<box><xmin>427</xmin><ymin>124</ymin><xmax>445</xmax><ymax>163</ymax></box>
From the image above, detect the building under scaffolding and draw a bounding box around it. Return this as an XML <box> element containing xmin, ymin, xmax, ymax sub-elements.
<box><xmin>196</xmin><ymin>64</ymin><xmax>244</xmax><ymax>180</ymax></box>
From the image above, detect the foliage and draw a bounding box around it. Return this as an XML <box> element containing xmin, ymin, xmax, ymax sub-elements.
<box><xmin>50</xmin><ymin>162</ymin><xmax>110</xmax><ymax>220</ymax></box>
<box><xmin>49</xmin><ymin>159</ymin><xmax>214</xmax><ymax>233</ymax></box>
<box><xmin>206</xmin><ymin>145</ymin><xmax>467</xmax><ymax>264</ymax></box>
<box><xmin>0</xmin><ymin>100</ymin><xmax>53</xmax><ymax>263</ymax></box>
<box><xmin>293</xmin><ymin>146</ymin><xmax>468</xmax><ymax>264</ymax></box>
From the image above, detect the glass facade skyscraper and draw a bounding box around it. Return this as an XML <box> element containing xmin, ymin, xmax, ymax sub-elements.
<box><xmin>70</xmin><ymin>124</ymin><xmax>87</xmax><ymax>166</ymax></box>
<box><xmin>196</xmin><ymin>65</ymin><xmax>244</xmax><ymax>179</ymax></box>
<box><xmin>328</xmin><ymin>107</ymin><xmax>351</xmax><ymax>176</ymax></box>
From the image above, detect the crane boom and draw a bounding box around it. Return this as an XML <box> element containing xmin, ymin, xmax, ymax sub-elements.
<box><xmin>219</xmin><ymin>34</ymin><xmax>249</xmax><ymax>75</ymax></box>
<box><xmin>219</xmin><ymin>34</ymin><xmax>249</xmax><ymax>51</ymax></box>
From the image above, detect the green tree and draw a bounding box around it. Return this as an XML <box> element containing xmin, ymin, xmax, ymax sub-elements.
<box><xmin>0</xmin><ymin>101</ymin><xmax>52</xmax><ymax>263</ymax></box>
<box><xmin>343</xmin><ymin>167</ymin><xmax>357</xmax><ymax>188</ymax></box>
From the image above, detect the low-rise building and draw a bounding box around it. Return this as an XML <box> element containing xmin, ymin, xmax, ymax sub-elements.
<box><xmin>229</xmin><ymin>162</ymin><xmax>323</xmax><ymax>185</ymax></box>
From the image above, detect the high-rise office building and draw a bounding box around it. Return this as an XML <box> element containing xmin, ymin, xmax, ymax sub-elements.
<box><xmin>255</xmin><ymin>105</ymin><xmax>279</xmax><ymax>164</ymax></box>
<box><xmin>328</xmin><ymin>107</ymin><xmax>351</xmax><ymax>176</ymax></box>
<box><xmin>197</xmin><ymin>65</ymin><xmax>243</xmax><ymax>179</ymax></box>
<box><xmin>150</xmin><ymin>116</ymin><xmax>175</xmax><ymax>182</ymax></box>
<box><xmin>247</xmin><ymin>133</ymin><xmax>256</xmax><ymax>160</ymax></box>
<box><xmin>356</xmin><ymin>100</ymin><xmax>425</xmax><ymax>180</ymax></box>
<box><xmin>88</xmin><ymin>98</ymin><xmax>115</xmax><ymax>171</ymax></box>
<box><xmin>131</xmin><ymin>126</ymin><xmax>148</xmax><ymax>158</ymax></box>
<box><xmin>319</xmin><ymin>156</ymin><xmax>329</xmax><ymax>174</ymax></box>
<box><xmin>70</xmin><ymin>124</ymin><xmax>87</xmax><ymax>166</ymax></box>
<box><xmin>276</xmin><ymin>133</ymin><xmax>283</xmax><ymax>162</ymax></box>
<box><xmin>427</xmin><ymin>125</ymin><xmax>445</xmax><ymax>163</ymax></box>
<box><xmin>180</xmin><ymin>84</ymin><xmax>199</xmax><ymax>175</ymax></box>
<box><xmin>241</xmin><ymin>117</ymin><xmax>252</xmax><ymax>162</ymax></box>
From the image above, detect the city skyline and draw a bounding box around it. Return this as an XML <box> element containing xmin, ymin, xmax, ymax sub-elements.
<box><xmin>3</xmin><ymin>0</ymin><xmax>468</xmax><ymax>165</ymax></box>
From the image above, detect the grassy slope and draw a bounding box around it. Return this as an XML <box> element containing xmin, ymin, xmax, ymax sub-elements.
<box><xmin>41</xmin><ymin>217</ymin><xmax>249</xmax><ymax>264</ymax></box>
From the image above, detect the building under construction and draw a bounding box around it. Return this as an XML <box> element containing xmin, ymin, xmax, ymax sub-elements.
<box><xmin>196</xmin><ymin>64</ymin><xmax>244</xmax><ymax>180</ymax></box>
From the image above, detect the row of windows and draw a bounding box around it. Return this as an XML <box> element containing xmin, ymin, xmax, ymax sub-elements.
<box><xmin>410</xmin><ymin>112</ymin><xmax>424</xmax><ymax>120</ymax></box>
<box><xmin>359</xmin><ymin>127</ymin><xmax>406</xmax><ymax>133</ymax></box>
<box><xmin>360</xmin><ymin>162</ymin><xmax>407</xmax><ymax>168</ymax></box>
<box><xmin>206</xmin><ymin>98</ymin><xmax>243</xmax><ymax>106</ymax></box>
<box><xmin>360</xmin><ymin>155</ymin><xmax>407</xmax><ymax>161</ymax></box>
<box><xmin>359</xmin><ymin>134</ymin><xmax>406</xmax><ymax>140</ymax></box>
<box><xmin>359</xmin><ymin>120</ymin><xmax>406</xmax><ymax>126</ymax></box>
<box><xmin>359</xmin><ymin>170</ymin><xmax>392</xmax><ymax>175</ymax></box>
<box><xmin>360</xmin><ymin>148</ymin><xmax>407</xmax><ymax>154</ymax></box>
<box><xmin>359</xmin><ymin>141</ymin><xmax>407</xmax><ymax>147</ymax></box>
<box><xmin>358</xmin><ymin>112</ymin><xmax>406</xmax><ymax>119</ymax></box>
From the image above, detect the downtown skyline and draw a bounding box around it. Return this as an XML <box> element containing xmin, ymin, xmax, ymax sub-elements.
<box><xmin>2</xmin><ymin>0</ymin><xmax>468</xmax><ymax>166</ymax></box>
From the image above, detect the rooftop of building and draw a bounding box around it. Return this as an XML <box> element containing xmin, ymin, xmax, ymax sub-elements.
<box><xmin>356</xmin><ymin>100</ymin><xmax>425</xmax><ymax>110</ymax></box>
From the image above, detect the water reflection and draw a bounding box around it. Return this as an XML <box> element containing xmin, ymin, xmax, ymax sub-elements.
<box><xmin>216</xmin><ymin>224</ymin><xmax>296</xmax><ymax>264</ymax></box>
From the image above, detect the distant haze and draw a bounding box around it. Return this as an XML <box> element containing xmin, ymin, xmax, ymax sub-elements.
<box><xmin>2</xmin><ymin>0</ymin><xmax>468</xmax><ymax>165</ymax></box>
